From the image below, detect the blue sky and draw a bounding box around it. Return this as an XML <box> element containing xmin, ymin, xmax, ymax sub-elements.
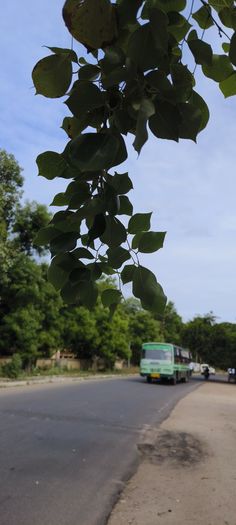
<box><xmin>1</xmin><ymin>1</ymin><xmax>236</xmax><ymax>322</ymax></box>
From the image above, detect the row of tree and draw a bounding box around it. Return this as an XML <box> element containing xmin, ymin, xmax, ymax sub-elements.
<box><xmin>1</xmin><ymin>150</ymin><xmax>236</xmax><ymax>371</ymax></box>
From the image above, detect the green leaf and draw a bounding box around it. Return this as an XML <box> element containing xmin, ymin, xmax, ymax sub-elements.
<box><xmin>131</xmin><ymin>231</ymin><xmax>143</xmax><ymax>250</ymax></box>
<box><xmin>37</xmin><ymin>151</ymin><xmax>68</xmax><ymax>180</ymax></box>
<box><xmin>167</xmin><ymin>13</ymin><xmax>191</xmax><ymax>41</ymax></box>
<box><xmin>61</xmin><ymin>281</ymin><xmax>80</xmax><ymax>304</ymax></box>
<box><xmin>88</xmin><ymin>213</ymin><xmax>106</xmax><ymax>244</ymax></box>
<box><xmin>101</xmin><ymin>67</ymin><xmax>127</xmax><ymax>89</ymax></box>
<box><xmin>209</xmin><ymin>0</ymin><xmax>233</xmax><ymax>11</ymax></box>
<box><xmin>32</xmin><ymin>54</ymin><xmax>72</xmax><ymax>98</ymax></box>
<box><xmin>64</xmin><ymin>133</ymin><xmax>127</xmax><ymax>171</ymax></box>
<box><xmin>52</xmin><ymin>252</ymin><xmax>80</xmax><ymax>272</ymax></box>
<box><xmin>178</xmin><ymin>103</ymin><xmax>202</xmax><ymax>141</ymax></box>
<box><xmin>120</xmin><ymin>264</ymin><xmax>136</xmax><ymax>284</ymax></box>
<box><xmin>45</xmin><ymin>46</ymin><xmax>78</xmax><ymax>63</ymax></box>
<box><xmin>72</xmin><ymin>247</ymin><xmax>94</xmax><ymax>259</ymax></box>
<box><xmin>62</xmin><ymin>0</ymin><xmax>117</xmax><ymax>50</ymax></box>
<box><xmin>69</xmin><ymin>266</ymin><xmax>91</xmax><ymax>283</ymax></box>
<box><xmin>117</xmin><ymin>196</ymin><xmax>133</xmax><ymax>216</ymax></box>
<box><xmin>101</xmin><ymin>289</ymin><xmax>122</xmax><ymax>308</ymax></box>
<box><xmin>50</xmin><ymin>192</ymin><xmax>70</xmax><ymax>207</ymax></box>
<box><xmin>188</xmin><ymin>39</ymin><xmax>213</xmax><ymax>66</ymax></box>
<box><xmin>48</xmin><ymin>260</ymin><xmax>69</xmax><ymax>291</ymax></box>
<box><xmin>79</xmin><ymin>64</ymin><xmax>101</xmax><ymax>80</ymax></box>
<box><xmin>87</xmin><ymin>262</ymin><xmax>103</xmax><ymax>279</ymax></box>
<box><xmin>188</xmin><ymin>29</ymin><xmax>198</xmax><ymax>41</ymax></box>
<box><xmin>142</xmin><ymin>0</ymin><xmax>186</xmax><ymax>17</ymax></box>
<box><xmin>222</xmin><ymin>42</ymin><xmax>230</xmax><ymax>53</ymax></box>
<box><xmin>117</xmin><ymin>0</ymin><xmax>143</xmax><ymax>27</ymax></box>
<box><xmin>133</xmin><ymin>98</ymin><xmax>155</xmax><ymax>154</ymax></box>
<box><xmin>192</xmin><ymin>6</ymin><xmax>214</xmax><ymax>29</ymax></box>
<box><xmin>62</xmin><ymin>116</ymin><xmax>90</xmax><ymax>139</ymax></box>
<box><xmin>219</xmin><ymin>7</ymin><xmax>236</xmax><ymax>29</ymax></box>
<box><xmin>202</xmin><ymin>54</ymin><xmax>234</xmax><ymax>82</ymax></box>
<box><xmin>77</xmin><ymin>280</ymin><xmax>98</xmax><ymax>308</ymax></box>
<box><xmin>107</xmin><ymin>246</ymin><xmax>130</xmax><ymax>268</ymax></box>
<box><xmin>106</xmin><ymin>194</ymin><xmax>121</xmax><ymax>216</ymax></box>
<box><xmin>50</xmin><ymin>232</ymin><xmax>78</xmax><ymax>255</ymax></box>
<box><xmin>127</xmin><ymin>23</ymin><xmax>162</xmax><ymax>72</ymax></box>
<box><xmin>171</xmin><ymin>63</ymin><xmax>195</xmax><ymax>102</ymax></box>
<box><xmin>128</xmin><ymin>213</ymin><xmax>152</xmax><ymax>234</ymax></box>
<box><xmin>34</xmin><ymin>226</ymin><xmax>61</xmax><ymax>246</ymax></box>
<box><xmin>132</xmin><ymin>266</ymin><xmax>167</xmax><ymax>314</ymax></box>
<box><xmin>68</xmin><ymin>183</ymin><xmax>91</xmax><ymax>209</ymax></box>
<box><xmin>229</xmin><ymin>31</ymin><xmax>236</xmax><ymax>65</ymax></box>
<box><xmin>50</xmin><ymin>210</ymin><xmax>81</xmax><ymax>233</ymax></box>
<box><xmin>138</xmin><ymin>231</ymin><xmax>166</xmax><ymax>253</ymax></box>
<box><xmin>65</xmin><ymin>180</ymin><xmax>90</xmax><ymax>197</ymax></box>
<box><xmin>149</xmin><ymin>102</ymin><xmax>180</xmax><ymax>141</ymax></box>
<box><xmin>149</xmin><ymin>8</ymin><xmax>168</xmax><ymax>52</ymax></box>
<box><xmin>100</xmin><ymin>216</ymin><xmax>127</xmax><ymax>247</ymax></box>
<box><xmin>220</xmin><ymin>72</ymin><xmax>236</xmax><ymax>97</ymax></box>
<box><xmin>188</xmin><ymin>91</ymin><xmax>210</xmax><ymax>132</ymax></box>
<box><xmin>107</xmin><ymin>172</ymin><xmax>133</xmax><ymax>194</ymax></box>
<box><xmin>62</xmin><ymin>275</ymin><xmax>98</xmax><ymax>308</ymax></box>
<box><xmin>65</xmin><ymin>81</ymin><xmax>105</xmax><ymax>118</ymax></box>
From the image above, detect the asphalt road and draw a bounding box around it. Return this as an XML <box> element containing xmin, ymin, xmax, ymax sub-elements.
<box><xmin>0</xmin><ymin>376</ymin><xmax>199</xmax><ymax>525</ymax></box>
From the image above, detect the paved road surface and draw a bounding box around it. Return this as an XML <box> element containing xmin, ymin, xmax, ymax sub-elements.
<box><xmin>0</xmin><ymin>376</ymin><xmax>199</xmax><ymax>525</ymax></box>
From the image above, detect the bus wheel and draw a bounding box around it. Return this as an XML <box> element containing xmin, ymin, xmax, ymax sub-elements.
<box><xmin>171</xmin><ymin>374</ymin><xmax>176</xmax><ymax>385</ymax></box>
<box><xmin>183</xmin><ymin>373</ymin><xmax>189</xmax><ymax>383</ymax></box>
<box><xmin>146</xmin><ymin>376</ymin><xmax>152</xmax><ymax>384</ymax></box>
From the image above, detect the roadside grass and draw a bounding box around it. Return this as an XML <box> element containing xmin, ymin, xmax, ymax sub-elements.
<box><xmin>0</xmin><ymin>365</ymin><xmax>139</xmax><ymax>381</ymax></box>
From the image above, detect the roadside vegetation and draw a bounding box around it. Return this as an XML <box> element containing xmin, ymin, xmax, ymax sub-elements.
<box><xmin>1</xmin><ymin>150</ymin><xmax>236</xmax><ymax>379</ymax></box>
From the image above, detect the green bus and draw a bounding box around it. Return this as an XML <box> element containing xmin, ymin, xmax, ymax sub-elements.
<box><xmin>140</xmin><ymin>342</ymin><xmax>192</xmax><ymax>385</ymax></box>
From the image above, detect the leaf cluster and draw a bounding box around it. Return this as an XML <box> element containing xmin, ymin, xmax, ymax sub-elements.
<box><xmin>32</xmin><ymin>0</ymin><xmax>236</xmax><ymax>315</ymax></box>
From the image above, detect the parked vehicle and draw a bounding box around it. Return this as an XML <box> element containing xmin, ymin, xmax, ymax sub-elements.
<box><xmin>200</xmin><ymin>363</ymin><xmax>216</xmax><ymax>375</ymax></box>
<box><xmin>140</xmin><ymin>342</ymin><xmax>192</xmax><ymax>385</ymax></box>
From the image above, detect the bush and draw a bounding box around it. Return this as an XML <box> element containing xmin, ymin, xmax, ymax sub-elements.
<box><xmin>2</xmin><ymin>353</ymin><xmax>23</xmax><ymax>379</ymax></box>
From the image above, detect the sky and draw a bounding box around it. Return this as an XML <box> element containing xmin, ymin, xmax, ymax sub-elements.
<box><xmin>1</xmin><ymin>1</ymin><xmax>236</xmax><ymax>323</ymax></box>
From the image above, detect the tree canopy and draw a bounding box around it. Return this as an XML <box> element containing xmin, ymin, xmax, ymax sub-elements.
<box><xmin>32</xmin><ymin>0</ymin><xmax>236</xmax><ymax>315</ymax></box>
<box><xmin>1</xmin><ymin>149</ymin><xmax>236</xmax><ymax>373</ymax></box>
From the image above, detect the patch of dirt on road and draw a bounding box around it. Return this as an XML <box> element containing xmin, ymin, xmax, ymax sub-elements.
<box><xmin>108</xmin><ymin>383</ymin><xmax>236</xmax><ymax>525</ymax></box>
<box><xmin>138</xmin><ymin>429</ymin><xmax>207</xmax><ymax>467</ymax></box>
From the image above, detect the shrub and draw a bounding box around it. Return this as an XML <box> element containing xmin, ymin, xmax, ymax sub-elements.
<box><xmin>2</xmin><ymin>353</ymin><xmax>23</xmax><ymax>379</ymax></box>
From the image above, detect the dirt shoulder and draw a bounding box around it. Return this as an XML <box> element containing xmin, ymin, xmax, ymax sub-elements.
<box><xmin>108</xmin><ymin>382</ymin><xmax>236</xmax><ymax>525</ymax></box>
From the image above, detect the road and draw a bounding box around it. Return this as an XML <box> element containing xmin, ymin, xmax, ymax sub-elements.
<box><xmin>0</xmin><ymin>376</ymin><xmax>199</xmax><ymax>525</ymax></box>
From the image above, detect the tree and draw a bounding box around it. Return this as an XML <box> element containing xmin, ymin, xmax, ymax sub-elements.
<box><xmin>182</xmin><ymin>313</ymin><xmax>215</xmax><ymax>363</ymax></box>
<box><xmin>124</xmin><ymin>297</ymin><xmax>162</xmax><ymax>364</ymax></box>
<box><xmin>33</xmin><ymin>0</ymin><xmax>236</xmax><ymax>315</ymax></box>
<box><xmin>94</xmin><ymin>302</ymin><xmax>130</xmax><ymax>367</ymax></box>
<box><xmin>61</xmin><ymin>305</ymin><xmax>99</xmax><ymax>359</ymax></box>
<box><xmin>0</xmin><ymin>149</ymin><xmax>23</xmax><ymax>231</ymax></box>
<box><xmin>0</xmin><ymin>254</ymin><xmax>64</xmax><ymax>367</ymax></box>
<box><xmin>0</xmin><ymin>150</ymin><xmax>51</xmax><ymax>289</ymax></box>
<box><xmin>13</xmin><ymin>201</ymin><xmax>51</xmax><ymax>256</ymax></box>
<box><xmin>160</xmin><ymin>301</ymin><xmax>183</xmax><ymax>345</ymax></box>
<box><xmin>0</xmin><ymin>150</ymin><xmax>24</xmax><ymax>280</ymax></box>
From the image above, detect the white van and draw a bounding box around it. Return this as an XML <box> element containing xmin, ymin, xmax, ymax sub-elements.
<box><xmin>200</xmin><ymin>363</ymin><xmax>216</xmax><ymax>375</ymax></box>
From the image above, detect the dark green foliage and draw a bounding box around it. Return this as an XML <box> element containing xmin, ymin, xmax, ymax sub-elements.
<box><xmin>182</xmin><ymin>314</ymin><xmax>236</xmax><ymax>369</ymax></box>
<box><xmin>2</xmin><ymin>354</ymin><xmax>23</xmax><ymax>379</ymax></box>
<box><xmin>13</xmin><ymin>202</ymin><xmax>52</xmax><ymax>256</ymax></box>
<box><xmin>33</xmin><ymin>0</ymin><xmax>236</xmax><ymax>315</ymax></box>
<box><xmin>2</xmin><ymin>152</ymin><xmax>236</xmax><ymax>372</ymax></box>
<box><xmin>124</xmin><ymin>298</ymin><xmax>162</xmax><ymax>365</ymax></box>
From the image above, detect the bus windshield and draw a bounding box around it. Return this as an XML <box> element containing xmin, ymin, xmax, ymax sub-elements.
<box><xmin>142</xmin><ymin>346</ymin><xmax>172</xmax><ymax>362</ymax></box>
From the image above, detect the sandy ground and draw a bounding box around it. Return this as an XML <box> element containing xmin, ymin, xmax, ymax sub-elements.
<box><xmin>108</xmin><ymin>382</ymin><xmax>236</xmax><ymax>525</ymax></box>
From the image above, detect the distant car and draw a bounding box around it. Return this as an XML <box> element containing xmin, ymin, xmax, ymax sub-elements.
<box><xmin>200</xmin><ymin>364</ymin><xmax>216</xmax><ymax>375</ymax></box>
